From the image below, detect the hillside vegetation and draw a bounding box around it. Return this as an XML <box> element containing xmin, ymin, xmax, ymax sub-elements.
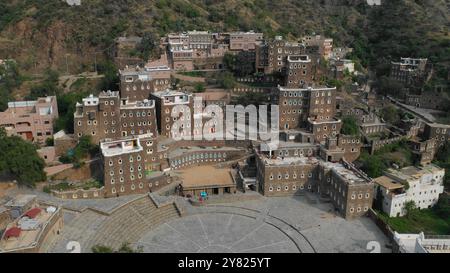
<box><xmin>0</xmin><ymin>0</ymin><xmax>448</xmax><ymax>86</ymax></box>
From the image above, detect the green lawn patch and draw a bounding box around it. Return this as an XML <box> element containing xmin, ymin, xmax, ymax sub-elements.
<box><xmin>378</xmin><ymin>209</ymin><xmax>450</xmax><ymax>235</ymax></box>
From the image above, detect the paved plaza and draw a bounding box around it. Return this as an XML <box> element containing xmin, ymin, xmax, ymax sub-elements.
<box><xmin>137</xmin><ymin>196</ymin><xmax>391</xmax><ymax>253</ymax></box>
<box><xmin>4</xmin><ymin>187</ymin><xmax>390</xmax><ymax>253</ymax></box>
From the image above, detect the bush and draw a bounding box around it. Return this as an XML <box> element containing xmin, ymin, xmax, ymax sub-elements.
<box><xmin>341</xmin><ymin>116</ymin><xmax>360</xmax><ymax>136</ymax></box>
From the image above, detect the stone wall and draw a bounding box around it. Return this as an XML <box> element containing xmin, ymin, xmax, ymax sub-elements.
<box><xmin>51</xmin><ymin>187</ymin><xmax>105</xmax><ymax>199</ymax></box>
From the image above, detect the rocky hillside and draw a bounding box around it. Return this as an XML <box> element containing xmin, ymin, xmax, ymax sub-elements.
<box><xmin>0</xmin><ymin>0</ymin><xmax>448</xmax><ymax>78</ymax></box>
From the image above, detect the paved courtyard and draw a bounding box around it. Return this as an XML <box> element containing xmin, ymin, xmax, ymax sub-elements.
<box><xmin>4</xmin><ymin>187</ymin><xmax>391</xmax><ymax>253</ymax></box>
<box><xmin>137</xmin><ymin>196</ymin><xmax>391</xmax><ymax>253</ymax></box>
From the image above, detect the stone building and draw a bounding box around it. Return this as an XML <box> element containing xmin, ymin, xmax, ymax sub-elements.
<box><xmin>404</xmin><ymin>85</ymin><xmax>450</xmax><ymax>110</ymax></box>
<box><xmin>256</xmin><ymin>152</ymin><xmax>320</xmax><ymax>197</ymax></box>
<box><xmin>119</xmin><ymin>65</ymin><xmax>171</xmax><ymax>102</ymax></box>
<box><xmin>301</xmin><ymin>35</ymin><xmax>333</xmax><ymax>60</ymax></box>
<box><xmin>278</xmin><ymin>86</ymin><xmax>340</xmax><ymax>143</ymax></box>
<box><xmin>319</xmin><ymin>134</ymin><xmax>362</xmax><ymax>163</ymax></box>
<box><xmin>74</xmin><ymin>91</ymin><xmax>158</xmax><ymax>144</ymax></box>
<box><xmin>229</xmin><ymin>31</ymin><xmax>263</xmax><ymax>51</ymax></box>
<box><xmin>390</xmin><ymin>58</ymin><xmax>431</xmax><ymax>86</ymax></box>
<box><xmin>284</xmin><ymin>55</ymin><xmax>314</xmax><ymax>88</ymax></box>
<box><xmin>317</xmin><ymin>160</ymin><xmax>373</xmax><ymax>219</ymax></box>
<box><xmin>100</xmin><ymin>134</ymin><xmax>159</xmax><ymax>198</ymax></box>
<box><xmin>74</xmin><ymin>92</ymin><xmax>121</xmax><ymax>143</ymax></box>
<box><xmin>0</xmin><ymin>96</ymin><xmax>58</xmax><ymax>145</ymax></box>
<box><xmin>256</xmin><ymin>36</ymin><xmax>306</xmax><ymax>74</ymax></box>
<box><xmin>255</xmin><ymin>150</ymin><xmax>373</xmax><ymax>219</ymax></box>
<box><xmin>409</xmin><ymin>138</ymin><xmax>436</xmax><ymax>165</ymax></box>
<box><xmin>150</xmin><ymin>90</ymin><xmax>194</xmax><ymax>138</ymax></box>
<box><xmin>422</xmin><ymin>123</ymin><xmax>450</xmax><ymax>148</ymax></box>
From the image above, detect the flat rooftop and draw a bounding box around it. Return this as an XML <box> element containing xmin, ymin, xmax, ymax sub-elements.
<box><xmin>120</xmin><ymin>99</ymin><xmax>155</xmax><ymax>109</ymax></box>
<box><xmin>321</xmin><ymin>161</ymin><xmax>371</xmax><ymax>185</ymax></box>
<box><xmin>152</xmin><ymin>89</ymin><xmax>190</xmax><ymax>98</ymax></box>
<box><xmin>259</xmin><ymin>153</ymin><xmax>319</xmax><ymax>167</ymax></box>
<box><xmin>386</xmin><ymin>164</ymin><xmax>443</xmax><ymax>181</ymax></box>
<box><xmin>374</xmin><ymin>176</ymin><xmax>405</xmax><ymax>190</ymax></box>
<box><xmin>0</xmin><ymin>205</ymin><xmax>59</xmax><ymax>252</ymax></box>
<box><xmin>101</xmin><ymin>138</ymin><xmax>144</xmax><ymax>157</ymax></box>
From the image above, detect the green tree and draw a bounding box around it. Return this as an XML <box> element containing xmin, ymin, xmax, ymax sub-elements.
<box><xmin>193</xmin><ymin>82</ymin><xmax>205</xmax><ymax>93</ymax></box>
<box><xmin>137</xmin><ymin>32</ymin><xmax>160</xmax><ymax>62</ymax></box>
<box><xmin>404</xmin><ymin>200</ymin><xmax>416</xmax><ymax>219</ymax></box>
<box><xmin>217</xmin><ymin>71</ymin><xmax>236</xmax><ymax>90</ymax></box>
<box><xmin>0</xmin><ymin>128</ymin><xmax>46</xmax><ymax>187</ymax></box>
<box><xmin>0</xmin><ymin>60</ymin><xmax>22</xmax><ymax>111</ymax></box>
<box><xmin>54</xmin><ymin>91</ymin><xmax>89</xmax><ymax>133</ymax></box>
<box><xmin>26</xmin><ymin>69</ymin><xmax>61</xmax><ymax>100</ymax></box>
<box><xmin>360</xmin><ymin>153</ymin><xmax>385</xmax><ymax>178</ymax></box>
<box><xmin>373</xmin><ymin>186</ymin><xmax>384</xmax><ymax>211</ymax></box>
<box><xmin>97</xmin><ymin>61</ymin><xmax>119</xmax><ymax>91</ymax></box>
<box><xmin>434</xmin><ymin>195</ymin><xmax>450</xmax><ymax>219</ymax></box>
<box><xmin>380</xmin><ymin>105</ymin><xmax>400</xmax><ymax>125</ymax></box>
<box><xmin>341</xmin><ymin>116</ymin><xmax>360</xmax><ymax>136</ymax></box>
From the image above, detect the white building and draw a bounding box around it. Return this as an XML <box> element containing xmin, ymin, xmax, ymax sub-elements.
<box><xmin>374</xmin><ymin>164</ymin><xmax>444</xmax><ymax>217</ymax></box>
<box><xmin>394</xmin><ymin>232</ymin><xmax>450</xmax><ymax>253</ymax></box>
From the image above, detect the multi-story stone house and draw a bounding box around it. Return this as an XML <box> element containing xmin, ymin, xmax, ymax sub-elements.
<box><xmin>256</xmin><ymin>152</ymin><xmax>320</xmax><ymax>197</ymax></box>
<box><xmin>317</xmin><ymin>160</ymin><xmax>373</xmax><ymax>219</ymax></box>
<box><xmin>229</xmin><ymin>31</ymin><xmax>263</xmax><ymax>51</ymax></box>
<box><xmin>284</xmin><ymin>55</ymin><xmax>314</xmax><ymax>88</ymax></box>
<box><xmin>119</xmin><ymin>65</ymin><xmax>171</xmax><ymax>102</ymax></box>
<box><xmin>150</xmin><ymin>90</ymin><xmax>194</xmax><ymax>139</ymax></box>
<box><xmin>74</xmin><ymin>91</ymin><xmax>158</xmax><ymax>144</ymax></box>
<box><xmin>256</xmin><ymin>149</ymin><xmax>373</xmax><ymax>219</ymax></box>
<box><xmin>319</xmin><ymin>134</ymin><xmax>362</xmax><ymax>163</ymax></box>
<box><xmin>301</xmin><ymin>35</ymin><xmax>333</xmax><ymax>60</ymax></box>
<box><xmin>0</xmin><ymin>96</ymin><xmax>58</xmax><ymax>145</ymax></box>
<box><xmin>374</xmin><ymin>164</ymin><xmax>445</xmax><ymax>217</ymax></box>
<box><xmin>100</xmin><ymin>134</ymin><xmax>159</xmax><ymax>198</ymax></box>
<box><xmin>278</xmin><ymin>86</ymin><xmax>340</xmax><ymax>143</ymax></box>
<box><xmin>390</xmin><ymin>58</ymin><xmax>431</xmax><ymax>87</ymax></box>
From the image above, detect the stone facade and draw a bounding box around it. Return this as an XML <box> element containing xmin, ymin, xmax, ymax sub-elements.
<box><xmin>100</xmin><ymin>134</ymin><xmax>160</xmax><ymax>198</ymax></box>
<box><xmin>278</xmin><ymin>86</ymin><xmax>338</xmax><ymax>132</ymax></box>
<box><xmin>119</xmin><ymin>66</ymin><xmax>171</xmax><ymax>102</ymax></box>
<box><xmin>390</xmin><ymin>58</ymin><xmax>431</xmax><ymax>86</ymax></box>
<box><xmin>74</xmin><ymin>91</ymin><xmax>158</xmax><ymax>144</ymax></box>
<box><xmin>150</xmin><ymin>90</ymin><xmax>194</xmax><ymax>138</ymax></box>
<box><xmin>256</xmin><ymin>36</ymin><xmax>306</xmax><ymax>74</ymax></box>
<box><xmin>229</xmin><ymin>31</ymin><xmax>263</xmax><ymax>51</ymax></box>
<box><xmin>284</xmin><ymin>55</ymin><xmax>314</xmax><ymax>88</ymax></box>
<box><xmin>256</xmin><ymin>151</ymin><xmax>373</xmax><ymax>219</ymax></box>
<box><xmin>320</xmin><ymin>134</ymin><xmax>362</xmax><ymax>163</ymax></box>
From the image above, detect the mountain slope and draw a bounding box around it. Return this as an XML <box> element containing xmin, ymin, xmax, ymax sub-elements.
<box><xmin>0</xmin><ymin>0</ymin><xmax>448</xmax><ymax>78</ymax></box>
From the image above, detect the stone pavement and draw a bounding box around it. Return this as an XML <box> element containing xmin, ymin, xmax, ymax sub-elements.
<box><xmin>138</xmin><ymin>195</ymin><xmax>391</xmax><ymax>253</ymax></box>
